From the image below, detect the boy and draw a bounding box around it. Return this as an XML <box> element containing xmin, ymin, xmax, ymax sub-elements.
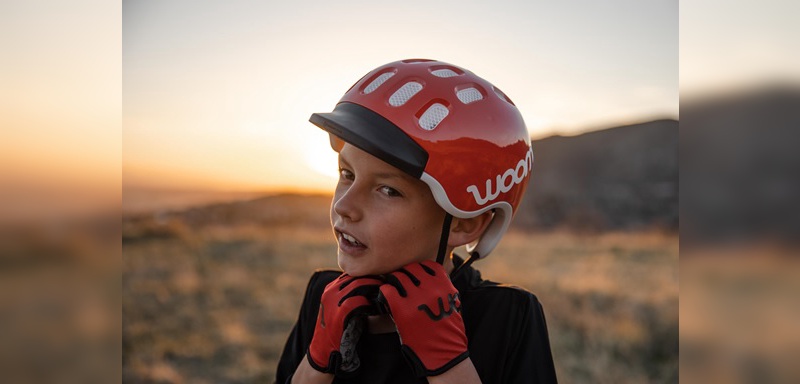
<box><xmin>276</xmin><ymin>59</ymin><xmax>557</xmax><ymax>383</ymax></box>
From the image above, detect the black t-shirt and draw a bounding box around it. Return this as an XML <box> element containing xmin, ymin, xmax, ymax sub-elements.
<box><xmin>275</xmin><ymin>256</ymin><xmax>558</xmax><ymax>383</ymax></box>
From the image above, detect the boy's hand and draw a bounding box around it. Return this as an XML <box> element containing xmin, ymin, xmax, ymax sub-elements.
<box><xmin>307</xmin><ymin>274</ymin><xmax>382</xmax><ymax>375</ymax></box>
<box><xmin>378</xmin><ymin>261</ymin><xmax>469</xmax><ymax>377</ymax></box>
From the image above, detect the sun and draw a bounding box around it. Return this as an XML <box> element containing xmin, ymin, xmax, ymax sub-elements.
<box><xmin>304</xmin><ymin>133</ymin><xmax>339</xmax><ymax>181</ymax></box>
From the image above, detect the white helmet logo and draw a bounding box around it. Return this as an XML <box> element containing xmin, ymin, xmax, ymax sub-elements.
<box><xmin>466</xmin><ymin>147</ymin><xmax>533</xmax><ymax>206</ymax></box>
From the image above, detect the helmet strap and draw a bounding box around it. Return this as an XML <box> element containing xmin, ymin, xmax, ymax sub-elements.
<box><xmin>450</xmin><ymin>251</ymin><xmax>479</xmax><ymax>280</ymax></box>
<box><xmin>435</xmin><ymin>213</ymin><xmax>453</xmax><ymax>265</ymax></box>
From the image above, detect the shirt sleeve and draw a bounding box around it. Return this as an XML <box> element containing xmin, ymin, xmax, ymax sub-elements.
<box><xmin>503</xmin><ymin>292</ymin><xmax>558</xmax><ymax>384</ymax></box>
<box><xmin>274</xmin><ymin>270</ymin><xmax>342</xmax><ymax>384</ymax></box>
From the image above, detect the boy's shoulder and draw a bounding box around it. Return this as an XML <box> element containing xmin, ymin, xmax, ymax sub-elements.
<box><xmin>458</xmin><ymin>271</ymin><xmax>551</xmax><ymax>346</ymax></box>
<box><xmin>455</xmin><ymin>260</ymin><xmax>540</xmax><ymax>298</ymax></box>
<box><xmin>465</xmin><ymin>277</ymin><xmax>544</xmax><ymax>308</ymax></box>
<box><xmin>454</xmin><ymin>264</ymin><xmax>546</xmax><ymax>315</ymax></box>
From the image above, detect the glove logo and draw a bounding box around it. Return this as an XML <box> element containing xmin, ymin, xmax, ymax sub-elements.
<box><xmin>417</xmin><ymin>292</ymin><xmax>461</xmax><ymax>321</ymax></box>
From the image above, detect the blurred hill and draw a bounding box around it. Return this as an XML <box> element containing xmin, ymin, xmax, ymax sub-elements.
<box><xmin>515</xmin><ymin>119</ymin><xmax>678</xmax><ymax>232</ymax></box>
<box><xmin>123</xmin><ymin>194</ymin><xmax>333</xmax><ymax>242</ymax></box>
<box><xmin>681</xmin><ymin>86</ymin><xmax>800</xmax><ymax>247</ymax></box>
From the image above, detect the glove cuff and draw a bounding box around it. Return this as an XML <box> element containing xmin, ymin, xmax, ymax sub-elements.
<box><xmin>306</xmin><ymin>347</ymin><xmax>338</xmax><ymax>374</ymax></box>
<box><xmin>400</xmin><ymin>345</ymin><xmax>470</xmax><ymax>377</ymax></box>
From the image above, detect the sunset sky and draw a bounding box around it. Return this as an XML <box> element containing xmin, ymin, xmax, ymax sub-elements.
<box><xmin>122</xmin><ymin>0</ymin><xmax>678</xmax><ymax>194</ymax></box>
<box><xmin>3</xmin><ymin>1</ymin><xmax>800</xmax><ymax>218</ymax></box>
<box><xmin>680</xmin><ymin>0</ymin><xmax>800</xmax><ymax>96</ymax></box>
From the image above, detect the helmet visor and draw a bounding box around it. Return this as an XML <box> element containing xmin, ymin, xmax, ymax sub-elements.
<box><xmin>309</xmin><ymin>102</ymin><xmax>428</xmax><ymax>178</ymax></box>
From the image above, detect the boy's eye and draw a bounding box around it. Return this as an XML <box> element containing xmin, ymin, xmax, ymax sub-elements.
<box><xmin>379</xmin><ymin>186</ymin><xmax>402</xmax><ymax>197</ymax></box>
<box><xmin>339</xmin><ymin>168</ymin><xmax>354</xmax><ymax>181</ymax></box>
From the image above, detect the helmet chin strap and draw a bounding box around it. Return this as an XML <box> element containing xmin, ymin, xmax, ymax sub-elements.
<box><xmin>435</xmin><ymin>213</ymin><xmax>453</xmax><ymax>265</ymax></box>
<box><xmin>436</xmin><ymin>213</ymin><xmax>480</xmax><ymax>280</ymax></box>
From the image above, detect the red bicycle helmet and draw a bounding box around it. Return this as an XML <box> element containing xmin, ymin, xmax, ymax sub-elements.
<box><xmin>310</xmin><ymin>59</ymin><xmax>533</xmax><ymax>261</ymax></box>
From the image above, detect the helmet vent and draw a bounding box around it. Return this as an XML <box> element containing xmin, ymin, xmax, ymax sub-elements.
<box><xmin>456</xmin><ymin>87</ymin><xmax>484</xmax><ymax>104</ymax></box>
<box><xmin>364</xmin><ymin>72</ymin><xmax>395</xmax><ymax>94</ymax></box>
<box><xmin>431</xmin><ymin>68</ymin><xmax>460</xmax><ymax>78</ymax></box>
<box><xmin>429</xmin><ymin>65</ymin><xmax>464</xmax><ymax>78</ymax></box>
<box><xmin>389</xmin><ymin>81</ymin><xmax>423</xmax><ymax>106</ymax></box>
<box><xmin>492</xmin><ymin>86</ymin><xmax>516</xmax><ymax>106</ymax></box>
<box><xmin>418</xmin><ymin>103</ymin><xmax>449</xmax><ymax>130</ymax></box>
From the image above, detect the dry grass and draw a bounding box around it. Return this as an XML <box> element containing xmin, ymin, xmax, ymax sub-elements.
<box><xmin>122</xmin><ymin>197</ymin><xmax>677</xmax><ymax>383</ymax></box>
<box><xmin>680</xmin><ymin>248</ymin><xmax>800</xmax><ymax>383</ymax></box>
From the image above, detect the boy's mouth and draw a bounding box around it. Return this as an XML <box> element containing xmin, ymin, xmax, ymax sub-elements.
<box><xmin>335</xmin><ymin>228</ymin><xmax>367</xmax><ymax>249</ymax></box>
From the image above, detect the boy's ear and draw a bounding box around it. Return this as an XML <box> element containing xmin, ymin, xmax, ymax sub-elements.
<box><xmin>448</xmin><ymin>211</ymin><xmax>494</xmax><ymax>248</ymax></box>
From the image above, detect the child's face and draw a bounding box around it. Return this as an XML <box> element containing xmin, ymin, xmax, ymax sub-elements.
<box><xmin>331</xmin><ymin>143</ymin><xmax>447</xmax><ymax>276</ymax></box>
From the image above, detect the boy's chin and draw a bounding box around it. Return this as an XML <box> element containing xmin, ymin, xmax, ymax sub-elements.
<box><xmin>338</xmin><ymin>257</ymin><xmax>388</xmax><ymax>277</ymax></box>
<box><xmin>339</xmin><ymin>254</ymin><xmax>442</xmax><ymax>276</ymax></box>
<box><xmin>338</xmin><ymin>262</ymin><xmax>375</xmax><ymax>277</ymax></box>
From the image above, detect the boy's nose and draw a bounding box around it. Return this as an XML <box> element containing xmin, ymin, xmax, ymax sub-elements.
<box><xmin>332</xmin><ymin>186</ymin><xmax>362</xmax><ymax>222</ymax></box>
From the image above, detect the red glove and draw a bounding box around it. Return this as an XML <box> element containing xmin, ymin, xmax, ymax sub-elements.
<box><xmin>378</xmin><ymin>261</ymin><xmax>469</xmax><ymax>377</ymax></box>
<box><xmin>307</xmin><ymin>274</ymin><xmax>382</xmax><ymax>375</ymax></box>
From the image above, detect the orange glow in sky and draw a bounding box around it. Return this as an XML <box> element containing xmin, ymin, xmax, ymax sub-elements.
<box><xmin>1</xmin><ymin>1</ymin><xmax>121</xmax><ymax>222</ymax></box>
